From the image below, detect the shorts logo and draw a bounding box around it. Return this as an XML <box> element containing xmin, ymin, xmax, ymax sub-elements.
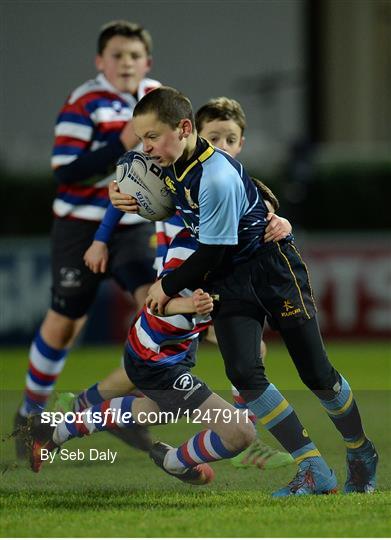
<box><xmin>173</xmin><ymin>373</ymin><xmax>194</xmax><ymax>391</ymax></box>
<box><xmin>60</xmin><ymin>267</ymin><xmax>81</xmax><ymax>288</ymax></box>
<box><xmin>281</xmin><ymin>299</ymin><xmax>301</xmax><ymax>318</ymax></box>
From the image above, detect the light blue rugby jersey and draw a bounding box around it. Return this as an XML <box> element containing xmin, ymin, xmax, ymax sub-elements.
<box><xmin>163</xmin><ymin>138</ymin><xmax>269</xmax><ymax>264</ymax></box>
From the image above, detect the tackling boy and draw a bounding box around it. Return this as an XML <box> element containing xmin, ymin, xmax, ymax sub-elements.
<box><xmin>111</xmin><ymin>86</ymin><xmax>378</xmax><ymax>496</ymax></box>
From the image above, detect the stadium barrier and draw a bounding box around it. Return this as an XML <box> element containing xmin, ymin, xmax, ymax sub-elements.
<box><xmin>0</xmin><ymin>234</ymin><xmax>389</xmax><ymax>344</ymax></box>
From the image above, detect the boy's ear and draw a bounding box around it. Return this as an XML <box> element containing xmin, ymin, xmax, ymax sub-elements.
<box><xmin>95</xmin><ymin>54</ymin><xmax>104</xmax><ymax>72</ymax></box>
<box><xmin>146</xmin><ymin>56</ymin><xmax>153</xmax><ymax>73</ymax></box>
<box><xmin>179</xmin><ymin>119</ymin><xmax>193</xmax><ymax>138</ymax></box>
<box><xmin>237</xmin><ymin>135</ymin><xmax>245</xmax><ymax>153</ymax></box>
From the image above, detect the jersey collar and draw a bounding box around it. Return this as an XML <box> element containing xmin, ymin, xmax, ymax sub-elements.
<box><xmin>173</xmin><ymin>137</ymin><xmax>214</xmax><ymax>182</ymax></box>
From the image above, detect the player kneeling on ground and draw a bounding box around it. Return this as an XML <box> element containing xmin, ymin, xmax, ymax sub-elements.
<box><xmin>26</xmin><ymin>228</ymin><xmax>256</xmax><ymax>485</ymax></box>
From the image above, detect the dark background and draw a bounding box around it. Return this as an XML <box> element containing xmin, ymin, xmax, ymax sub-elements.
<box><xmin>1</xmin><ymin>0</ymin><xmax>390</xmax><ymax>234</ymax></box>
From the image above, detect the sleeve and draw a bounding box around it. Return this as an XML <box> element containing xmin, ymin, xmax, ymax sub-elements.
<box><xmin>51</xmin><ymin>97</ymin><xmax>126</xmax><ymax>185</ymax></box>
<box><xmin>198</xmin><ymin>166</ymin><xmax>249</xmax><ymax>245</ymax></box>
<box><xmin>93</xmin><ymin>204</ymin><xmax>124</xmax><ymax>243</ymax></box>
<box><xmin>53</xmin><ymin>138</ymin><xmax>126</xmax><ymax>185</ymax></box>
<box><xmin>161</xmin><ymin>243</ymin><xmax>226</xmax><ymax>297</ymax></box>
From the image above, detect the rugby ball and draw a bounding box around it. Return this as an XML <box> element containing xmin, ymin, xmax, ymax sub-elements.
<box><xmin>116</xmin><ymin>151</ymin><xmax>175</xmax><ymax>221</ymax></box>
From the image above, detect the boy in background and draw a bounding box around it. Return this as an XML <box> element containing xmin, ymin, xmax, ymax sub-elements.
<box><xmin>15</xmin><ymin>20</ymin><xmax>161</xmax><ymax>456</ymax></box>
<box><xmin>194</xmin><ymin>97</ymin><xmax>293</xmax><ymax>470</ymax></box>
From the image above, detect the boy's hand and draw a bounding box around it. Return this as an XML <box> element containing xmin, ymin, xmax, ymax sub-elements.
<box><xmin>192</xmin><ymin>289</ymin><xmax>214</xmax><ymax>316</ymax></box>
<box><xmin>83</xmin><ymin>241</ymin><xmax>109</xmax><ymax>273</ymax></box>
<box><xmin>264</xmin><ymin>213</ymin><xmax>292</xmax><ymax>242</ymax></box>
<box><xmin>109</xmin><ymin>181</ymin><xmax>139</xmax><ymax>213</ymax></box>
<box><xmin>146</xmin><ymin>279</ymin><xmax>171</xmax><ymax>315</ymax></box>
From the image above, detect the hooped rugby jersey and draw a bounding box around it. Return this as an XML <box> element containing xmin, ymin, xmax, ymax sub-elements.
<box><xmin>126</xmin><ymin>227</ymin><xmax>211</xmax><ymax>366</ymax></box>
<box><xmin>154</xmin><ymin>212</ymin><xmax>185</xmax><ymax>271</ymax></box>
<box><xmin>52</xmin><ymin>73</ymin><xmax>160</xmax><ymax>224</ymax></box>
<box><xmin>163</xmin><ymin>138</ymin><xmax>270</xmax><ymax>265</ymax></box>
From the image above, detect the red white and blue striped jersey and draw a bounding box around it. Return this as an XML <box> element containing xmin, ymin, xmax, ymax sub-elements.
<box><xmin>126</xmin><ymin>228</ymin><xmax>211</xmax><ymax>366</ymax></box>
<box><xmin>52</xmin><ymin>73</ymin><xmax>160</xmax><ymax>224</ymax></box>
<box><xmin>154</xmin><ymin>212</ymin><xmax>185</xmax><ymax>272</ymax></box>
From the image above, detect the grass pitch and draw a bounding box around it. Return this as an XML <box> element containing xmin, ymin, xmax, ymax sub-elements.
<box><xmin>1</xmin><ymin>341</ymin><xmax>390</xmax><ymax>537</ymax></box>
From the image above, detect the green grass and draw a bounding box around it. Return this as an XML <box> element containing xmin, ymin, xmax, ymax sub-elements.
<box><xmin>1</xmin><ymin>341</ymin><xmax>390</xmax><ymax>537</ymax></box>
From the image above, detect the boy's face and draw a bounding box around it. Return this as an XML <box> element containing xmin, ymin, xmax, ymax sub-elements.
<box><xmin>133</xmin><ymin>112</ymin><xmax>191</xmax><ymax>166</ymax></box>
<box><xmin>199</xmin><ymin>119</ymin><xmax>244</xmax><ymax>158</ymax></box>
<box><xmin>96</xmin><ymin>36</ymin><xmax>151</xmax><ymax>94</ymax></box>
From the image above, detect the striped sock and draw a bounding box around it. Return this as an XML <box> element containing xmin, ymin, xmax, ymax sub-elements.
<box><xmin>53</xmin><ymin>395</ymin><xmax>136</xmax><ymax>445</ymax></box>
<box><xmin>232</xmin><ymin>385</ymin><xmax>257</xmax><ymax>424</ymax></box>
<box><xmin>75</xmin><ymin>383</ymin><xmax>104</xmax><ymax>412</ymax></box>
<box><xmin>75</xmin><ymin>385</ymin><xmax>145</xmax><ymax>412</ymax></box>
<box><xmin>247</xmin><ymin>384</ymin><xmax>321</xmax><ymax>463</ymax></box>
<box><xmin>19</xmin><ymin>332</ymin><xmax>68</xmax><ymax>416</ymax></box>
<box><xmin>319</xmin><ymin>375</ymin><xmax>366</xmax><ymax>450</ymax></box>
<box><xmin>164</xmin><ymin>430</ymin><xmax>240</xmax><ymax>473</ymax></box>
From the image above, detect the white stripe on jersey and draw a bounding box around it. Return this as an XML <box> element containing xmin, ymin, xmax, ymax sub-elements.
<box><xmin>55</xmin><ymin>122</ymin><xmax>93</xmax><ymax>141</ymax></box>
<box><xmin>68</xmin><ymin>74</ymin><xmax>161</xmax><ymax>106</ymax></box>
<box><xmin>152</xmin><ymin>311</ymin><xmax>195</xmax><ymax>331</ymax></box>
<box><xmin>155</xmin><ymin>220</ymin><xmax>184</xmax><ymax>239</ymax></box>
<box><xmin>90</xmin><ymin>107</ymin><xmax>132</xmax><ymax>124</ymax></box>
<box><xmin>165</xmin><ymin>246</ymin><xmax>195</xmax><ymax>267</ymax></box>
<box><xmin>53</xmin><ymin>199</ymin><xmax>147</xmax><ymax>224</ymax></box>
<box><xmin>90</xmin><ymin>140</ymin><xmax>108</xmax><ymax>152</ymax></box>
<box><xmin>134</xmin><ymin>318</ymin><xmax>160</xmax><ymax>353</ymax></box>
<box><xmin>52</xmin><ymin>155</ymin><xmax>77</xmax><ymax>167</ymax></box>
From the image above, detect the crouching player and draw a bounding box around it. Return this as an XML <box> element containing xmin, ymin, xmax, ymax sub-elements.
<box><xmin>27</xmin><ymin>228</ymin><xmax>256</xmax><ymax>484</ymax></box>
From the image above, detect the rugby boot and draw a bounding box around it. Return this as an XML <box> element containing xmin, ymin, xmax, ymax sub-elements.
<box><xmin>55</xmin><ymin>392</ymin><xmax>153</xmax><ymax>452</ymax></box>
<box><xmin>13</xmin><ymin>411</ymin><xmax>29</xmax><ymax>460</ymax></box>
<box><xmin>53</xmin><ymin>392</ymin><xmax>75</xmax><ymax>413</ymax></box>
<box><xmin>272</xmin><ymin>457</ymin><xmax>338</xmax><ymax>497</ymax></box>
<box><xmin>26</xmin><ymin>414</ymin><xmax>59</xmax><ymax>473</ymax></box>
<box><xmin>344</xmin><ymin>439</ymin><xmax>378</xmax><ymax>493</ymax></box>
<box><xmin>231</xmin><ymin>438</ymin><xmax>294</xmax><ymax>470</ymax></box>
<box><xmin>149</xmin><ymin>442</ymin><xmax>215</xmax><ymax>485</ymax></box>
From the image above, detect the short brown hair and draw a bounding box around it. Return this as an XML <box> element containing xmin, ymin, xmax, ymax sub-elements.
<box><xmin>195</xmin><ymin>97</ymin><xmax>246</xmax><ymax>135</ymax></box>
<box><xmin>98</xmin><ymin>20</ymin><xmax>153</xmax><ymax>55</ymax></box>
<box><xmin>252</xmin><ymin>177</ymin><xmax>279</xmax><ymax>212</ymax></box>
<box><xmin>134</xmin><ymin>86</ymin><xmax>195</xmax><ymax>129</ymax></box>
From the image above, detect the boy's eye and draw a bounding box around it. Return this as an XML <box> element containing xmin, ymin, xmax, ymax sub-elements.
<box><xmin>209</xmin><ymin>137</ymin><xmax>219</xmax><ymax>143</ymax></box>
<box><xmin>228</xmin><ymin>138</ymin><xmax>237</xmax><ymax>145</ymax></box>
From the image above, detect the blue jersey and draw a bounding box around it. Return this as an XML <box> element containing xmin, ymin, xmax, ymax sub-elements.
<box><xmin>163</xmin><ymin>138</ymin><xmax>269</xmax><ymax>264</ymax></box>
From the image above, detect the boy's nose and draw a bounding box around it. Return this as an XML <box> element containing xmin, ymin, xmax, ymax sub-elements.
<box><xmin>143</xmin><ymin>142</ymin><xmax>153</xmax><ymax>154</ymax></box>
<box><xmin>221</xmin><ymin>141</ymin><xmax>229</xmax><ymax>151</ymax></box>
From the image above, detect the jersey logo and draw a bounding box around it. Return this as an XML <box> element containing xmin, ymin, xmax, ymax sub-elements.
<box><xmin>164</xmin><ymin>176</ymin><xmax>177</xmax><ymax>194</ymax></box>
<box><xmin>184</xmin><ymin>187</ymin><xmax>199</xmax><ymax>209</ymax></box>
<box><xmin>173</xmin><ymin>373</ymin><xmax>194</xmax><ymax>391</ymax></box>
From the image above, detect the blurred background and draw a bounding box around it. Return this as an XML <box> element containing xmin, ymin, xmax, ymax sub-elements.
<box><xmin>1</xmin><ymin>0</ymin><xmax>390</xmax><ymax>344</ymax></box>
